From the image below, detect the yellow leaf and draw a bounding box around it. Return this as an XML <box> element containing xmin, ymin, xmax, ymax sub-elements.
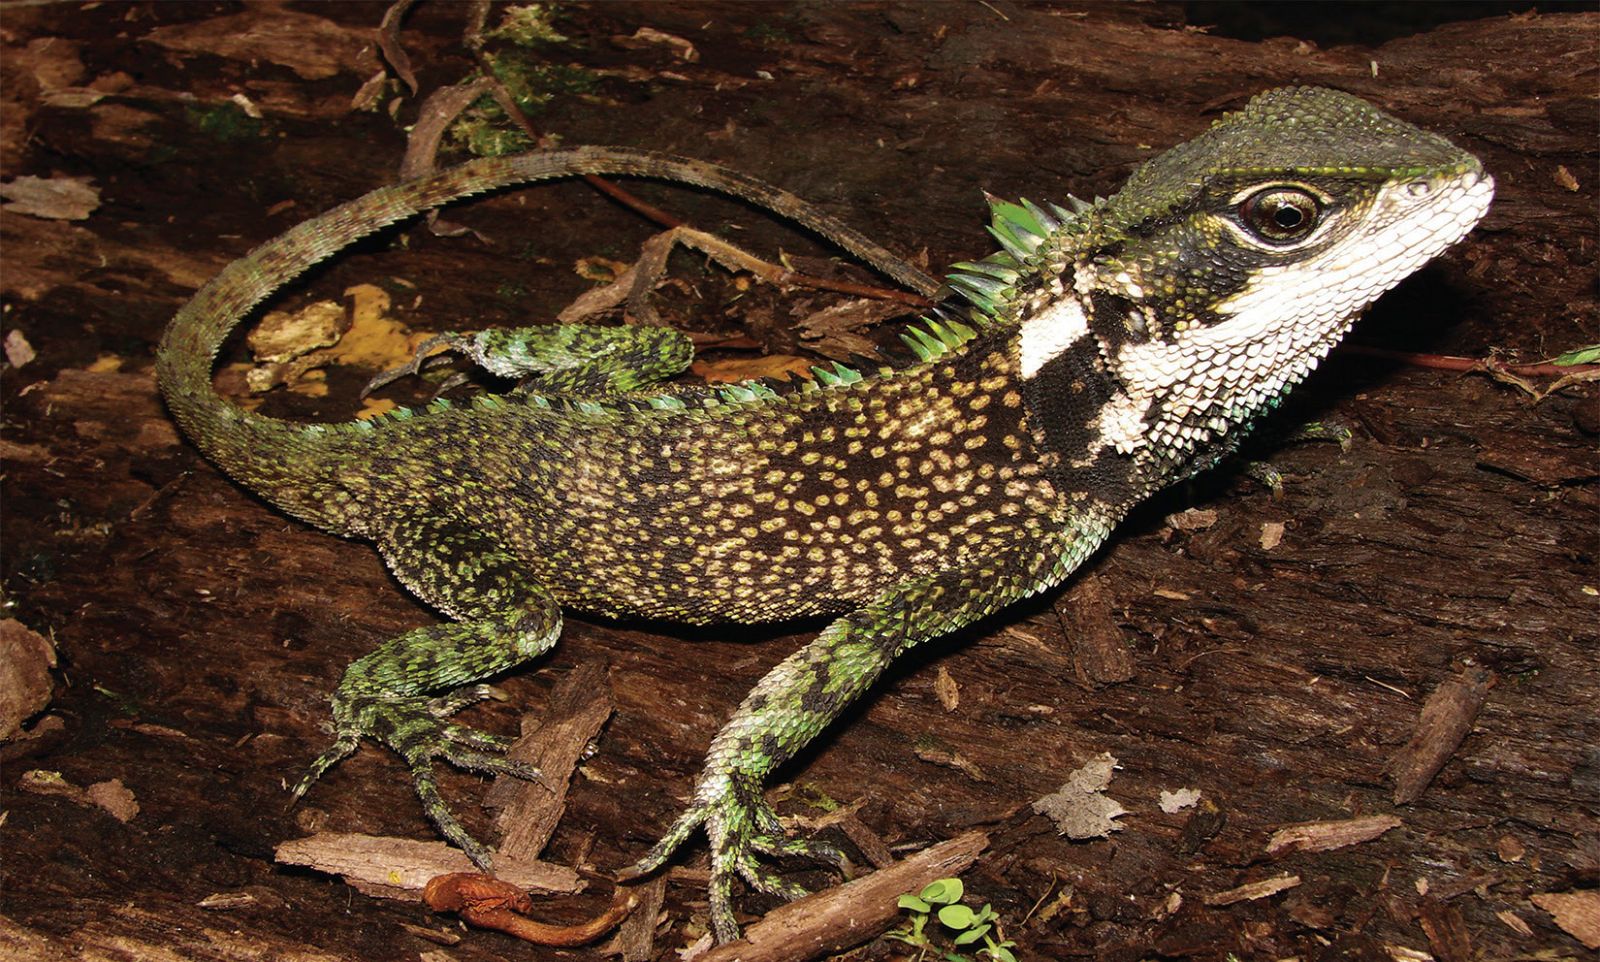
<box><xmin>692</xmin><ymin>355</ymin><xmax>815</xmax><ymax>384</ymax></box>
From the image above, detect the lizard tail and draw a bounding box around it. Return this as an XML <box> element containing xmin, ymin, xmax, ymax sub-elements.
<box><xmin>156</xmin><ymin>147</ymin><xmax>936</xmax><ymax>531</ymax></box>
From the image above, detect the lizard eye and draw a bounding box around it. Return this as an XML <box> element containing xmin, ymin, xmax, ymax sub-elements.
<box><xmin>1239</xmin><ymin>186</ymin><xmax>1322</xmax><ymax>244</ymax></box>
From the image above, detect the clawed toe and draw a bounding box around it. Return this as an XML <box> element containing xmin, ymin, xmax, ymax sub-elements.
<box><xmin>629</xmin><ymin>784</ymin><xmax>847</xmax><ymax>942</ymax></box>
<box><xmin>752</xmin><ymin>831</ymin><xmax>846</xmax><ymax>870</ymax></box>
<box><xmin>361</xmin><ymin>334</ymin><xmax>460</xmax><ymax>397</ymax></box>
<box><xmin>297</xmin><ymin>688</ymin><xmax>544</xmax><ymax>864</ymax></box>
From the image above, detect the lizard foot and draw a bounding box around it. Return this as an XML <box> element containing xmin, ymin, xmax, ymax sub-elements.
<box><xmin>292</xmin><ymin>684</ymin><xmax>542</xmax><ymax>868</ymax></box>
<box><xmin>622</xmin><ymin>775</ymin><xmax>844</xmax><ymax>942</ymax></box>
<box><xmin>1242</xmin><ymin>418</ymin><xmax>1355</xmax><ymax>499</ymax></box>
<box><xmin>362</xmin><ymin>334</ymin><xmax>469</xmax><ymax>398</ymax></box>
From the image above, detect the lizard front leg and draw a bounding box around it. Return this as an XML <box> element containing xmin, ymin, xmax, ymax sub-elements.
<box><xmin>365</xmin><ymin>323</ymin><xmax>694</xmax><ymax>398</ymax></box>
<box><xmin>626</xmin><ymin>526</ymin><xmax>1107</xmax><ymax>942</ymax></box>
<box><xmin>293</xmin><ymin>514</ymin><xmax>562</xmax><ymax>867</ymax></box>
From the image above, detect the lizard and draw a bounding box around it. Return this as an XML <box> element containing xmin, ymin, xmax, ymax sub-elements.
<box><xmin>155</xmin><ymin>87</ymin><xmax>1494</xmax><ymax>942</ymax></box>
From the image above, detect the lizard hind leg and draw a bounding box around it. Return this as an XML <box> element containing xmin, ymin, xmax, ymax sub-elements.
<box><xmin>364</xmin><ymin>323</ymin><xmax>694</xmax><ymax>398</ymax></box>
<box><xmin>622</xmin><ymin>546</ymin><xmax>1069</xmax><ymax>941</ymax></box>
<box><xmin>291</xmin><ymin>515</ymin><xmax>563</xmax><ymax>868</ymax></box>
<box><xmin>621</xmin><ymin>525</ymin><xmax>1105</xmax><ymax>942</ymax></box>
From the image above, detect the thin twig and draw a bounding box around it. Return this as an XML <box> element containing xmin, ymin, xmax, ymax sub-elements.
<box><xmin>467</xmin><ymin>49</ymin><xmax>928</xmax><ymax>307</ymax></box>
<box><xmin>1342</xmin><ymin>343</ymin><xmax>1599</xmax><ymax>378</ymax></box>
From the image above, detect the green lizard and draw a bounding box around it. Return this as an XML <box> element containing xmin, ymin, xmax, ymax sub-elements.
<box><xmin>156</xmin><ymin>87</ymin><xmax>1493</xmax><ymax>941</ymax></box>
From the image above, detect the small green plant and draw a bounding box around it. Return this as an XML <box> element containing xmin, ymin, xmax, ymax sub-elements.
<box><xmin>886</xmin><ymin>878</ymin><xmax>1018</xmax><ymax>962</ymax></box>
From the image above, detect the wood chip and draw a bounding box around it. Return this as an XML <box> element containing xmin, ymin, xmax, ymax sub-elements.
<box><xmin>1530</xmin><ymin>890</ymin><xmax>1600</xmax><ymax>950</ymax></box>
<box><xmin>913</xmin><ymin>741</ymin><xmax>989</xmax><ymax>782</ymax></box>
<box><xmin>932</xmin><ymin>665</ymin><xmax>960</xmax><ymax>711</ymax></box>
<box><xmin>794</xmin><ymin>297</ymin><xmax>904</xmax><ymax>360</ymax></box>
<box><xmin>1495</xmin><ymin>835</ymin><xmax>1525</xmax><ymax>863</ymax></box>
<box><xmin>1493</xmin><ymin>908</ymin><xmax>1533</xmax><ymax>937</ymax></box>
<box><xmin>143</xmin><ymin>7</ymin><xmax>374</xmax><ymax>81</ymax></box>
<box><xmin>1388</xmin><ymin>667</ymin><xmax>1495</xmax><ymax>804</ymax></box>
<box><xmin>834</xmin><ymin>813</ymin><xmax>895</xmax><ymax>870</ymax></box>
<box><xmin>273</xmin><ymin>833</ymin><xmax>581</xmax><ymax>900</ymax></box>
<box><xmin>1417</xmin><ymin>898</ymin><xmax>1473</xmax><ymax>962</ymax></box>
<box><xmin>1266</xmin><ymin>814</ymin><xmax>1402</xmax><ymax>855</ymax></box>
<box><xmin>699</xmin><ymin>831</ymin><xmax>989</xmax><ymax>962</ymax></box>
<box><xmin>1158</xmin><ymin>788</ymin><xmax>1201</xmax><ymax>814</ymax></box>
<box><xmin>608</xmin><ymin>876</ymin><xmax>665</xmax><ymax>962</ymax></box>
<box><xmin>196</xmin><ymin>891</ymin><xmax>261</xmax><ymax>911</ymax></box>
<box><xmin>490</xmin><ymin>660</ymin><xmax>614</xmax><ymax>860</ymax></box>
<box><xmin>1165</xmin><ymin>507</ymin><xmax>1218</xmax><ymax>531</ymax></box>
<box><xmin>1203</xmin><ymin>873</ymin><xmax>1301</xmax><ymax>906</ymax></box>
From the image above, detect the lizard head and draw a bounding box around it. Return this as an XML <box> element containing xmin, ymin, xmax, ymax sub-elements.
<box><xmin>1015</xmin><ymin>86</ymin><xmax>1493</xmax><ymax>468</ymax></box>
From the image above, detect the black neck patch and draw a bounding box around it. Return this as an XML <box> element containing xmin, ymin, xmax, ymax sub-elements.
<box><xmin>1019</xmin><ymin>326</ymin><xmax>1139</xmax><ymax>509</ymax></box>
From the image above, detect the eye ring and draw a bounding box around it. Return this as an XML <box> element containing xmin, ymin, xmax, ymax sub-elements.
<box><xmin>1239</xmin><ymin>186</ymin><xmax>1322</xmax><ymax>244</ymax></box>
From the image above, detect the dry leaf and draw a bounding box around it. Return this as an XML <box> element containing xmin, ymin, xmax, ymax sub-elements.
<box><xmin>1032</xmin><ymin>752</ymin><xmax>1125</xmax><ymax>839</ymax></box>
<box><xmin>144</xmin><ymin>8</ymin><xmax>375</xmax><ymax>82</ymax></box>
<box><xmin>574</xmin><ymin>256</ymin><xmax>632</xmax><ymax>283</ymax></box>
<box><xmin>692</xmin><ymin>355</ymin><xmax>814</xmax><ymax>384</ymax></box>
<box><xmin>0</xmin><ymin>175</ymin><xmax>99</xmax><ymax>220</ymax></box>
<box><xmin>4</xmin><ymin>330</ymin><xmax>36</xmax><ymax>368</ymax></box>
<box><xmin>794</xmin><ymin>297</ymin><xmax>905</xmax><ymax>361</ymax></box>
<box><xmin>86</xmin><ymin>778</ymin><xmax>139</xmax><ymax>823</ymax></box>
<box><xmin>1159</xmin><ymin>788</ymin><xmax>1201</xmax><ymax>813</ymax></box>
<box><xmin>246</xmin><ymin>285</ymin><xmax>426</xmax><ymax>395</ymax></box>
<box><xmin>357</xmin><ymin>397</ymin><xmax>400</xmax><ymax>421</ymax></box>
<box><xmin>0</xmin><ymin>619</ymin><xmax>56</xmax><ymax>741</ymax></box>
<box><xmin>248</xmin><ymin>301</ymin><xmax>348</xmax><ymax>364</ymax></box>
<box><xmin>611</xmin><ymin>27</ymin><xmax>699</xmax><ymax>62</ymax></box>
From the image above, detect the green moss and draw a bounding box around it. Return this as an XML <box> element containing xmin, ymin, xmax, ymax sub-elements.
<box><xmin>485</xmin><ymin>3</ymin><xmax>567</xmax><ymax>46</ymax></box>
<box><xmin>744</xmin><ymin>22</ymin><xmax>794</xmax><ymax>46</ymax></box>
<box><xmin>184</xmin><ymin>103</ymin><xmax>265</xmax><ymax>143</ymax></box>
<box><xmin>449</xmin><ymin>113</ymin><xmax>536</xmax><ymax>157</ymax></box>
<box><xmin>494</xmin><ymin>282</ymin><xmax>531</xmax><ymax>302</ymax></box>
<box><xmin>445</xmin><ymin>54</ymin><xmax>598</xmax><ymax>158</ymax></box>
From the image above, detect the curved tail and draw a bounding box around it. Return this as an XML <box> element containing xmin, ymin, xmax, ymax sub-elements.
<box><xmin>156</xmin><ymin>147</ymin><xmax>936</xmax><ymax>530</ymax></box>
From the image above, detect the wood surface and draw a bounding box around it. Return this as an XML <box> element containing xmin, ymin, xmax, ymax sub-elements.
<box><xmin>1</xmin><ymin>3</ymin><xmax>1595</xmax><ymax>960</ymax></box>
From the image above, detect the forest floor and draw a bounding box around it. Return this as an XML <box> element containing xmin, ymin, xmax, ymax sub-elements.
<box><xmin>1</xmin><ymin>3</ymin><xmax>1596</xmax><ymax>961</ymax></box>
